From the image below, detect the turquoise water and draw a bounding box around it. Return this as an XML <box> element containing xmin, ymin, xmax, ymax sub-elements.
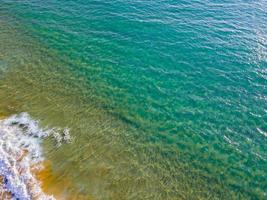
<box><xmin>0</xmin><ymin>0</ymin><xmax>267</xmax><ymax>199</ymax></box>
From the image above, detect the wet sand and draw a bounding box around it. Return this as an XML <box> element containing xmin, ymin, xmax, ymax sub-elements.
<box><xmin>36</xmin><ymin>160</ymin><xmax>94</xmax><ymax>200</ymax></box>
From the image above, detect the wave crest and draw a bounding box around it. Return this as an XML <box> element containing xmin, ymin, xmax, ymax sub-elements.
<box><xmin>0</xmin><ymin>112</ymin><xmax>70</xmax><ymax>200</ymax></box>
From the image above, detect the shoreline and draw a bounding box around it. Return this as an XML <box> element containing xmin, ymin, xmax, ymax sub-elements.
<box><xmin>0</xmin><ymin>113</ymin><xmax>72</xmax><ymax>200</ymax></box>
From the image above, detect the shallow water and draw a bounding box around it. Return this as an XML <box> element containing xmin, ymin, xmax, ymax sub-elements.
<box><xmin>0</xmin><ymin>0</ymin><xmax>267</xmax><ymax>199</ymax></box>
<box><xmin>0</xmin><ymin>113</ymin><xmax>64</xmax><ymax>200</ymax></box>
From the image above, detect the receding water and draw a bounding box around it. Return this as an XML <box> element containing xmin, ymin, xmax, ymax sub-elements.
<box><xmin>0</xmin><ymin>0</ymin><xmax>267</xmax><ymax>199</ymax></box>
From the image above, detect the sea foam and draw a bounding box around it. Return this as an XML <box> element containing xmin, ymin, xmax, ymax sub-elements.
<box><xmin>0</xmin><ymin>113</ymin><xmax>71</xmax><ymax>200</ymax></box>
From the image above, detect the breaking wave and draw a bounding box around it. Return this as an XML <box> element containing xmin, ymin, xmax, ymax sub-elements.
<box><xmin>0</xmin><ymin>113</ymin><xmax>71</xmax><ymax>200</ymax></box>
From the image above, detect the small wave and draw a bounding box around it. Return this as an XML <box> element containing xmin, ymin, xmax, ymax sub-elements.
<box><xmin>257</xmin><ymin>127</ymin><xmax>267</xmax><ymax>138</ymax></box>
<box><xmin>0</xmin><ymin>113</ymin><xmax>71</xmax><ymax>200</ymax></box>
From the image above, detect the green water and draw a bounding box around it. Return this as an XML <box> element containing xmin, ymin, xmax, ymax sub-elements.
<box><xmin>0</xmin><ymin>0</ymin><xmax>267</xmax><ymax>199</ymax></box>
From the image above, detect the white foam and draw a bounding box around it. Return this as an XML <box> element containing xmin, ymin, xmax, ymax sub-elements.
<box><xmin>0</xmin><ymin>112</ymin><xmax>71</xmax><ymax>200</ymax></box>
<box><xmin>257</xmin><ymin>127</ymin><xmax>267</xmax><ymax>138</ymax></box>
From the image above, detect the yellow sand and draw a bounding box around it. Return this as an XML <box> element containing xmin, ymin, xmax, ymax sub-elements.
<box><xmin>36</xmin><ymin>160</ymin><xmax>94</xmax><ymax>200</ymax></box>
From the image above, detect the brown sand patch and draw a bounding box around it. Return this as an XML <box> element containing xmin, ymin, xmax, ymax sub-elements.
<box><xmin>35</xmin><ymin>160</ymin><xmax>65</xmax><ymax>199</ymax></box>
<box><xmin>36</xmin><ymin>160</ymin><xmax>94</xmax><ymax>200</ymax></box>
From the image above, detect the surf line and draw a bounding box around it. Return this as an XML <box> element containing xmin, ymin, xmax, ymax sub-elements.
<box><xmin>0</xmin><ymin>113</ymin><xmax>71</xmax><ymax>200</ymax></box>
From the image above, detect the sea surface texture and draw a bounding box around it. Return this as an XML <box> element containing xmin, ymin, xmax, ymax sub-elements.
<box><xmin>0</xmin><ymin>0</ymin><xmax>267</xmax><ymax>199</ymax></box>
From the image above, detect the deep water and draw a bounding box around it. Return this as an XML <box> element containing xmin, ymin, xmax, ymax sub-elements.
<box><xmin>0</xmin><ymin>0</ymin><xmax>267</xmax><ymax>199</ymax></box>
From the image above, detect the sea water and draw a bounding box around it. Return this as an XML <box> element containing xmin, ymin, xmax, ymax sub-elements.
<box><xmin>0</xmin><ymin>0</ymin><xmax>266</xmax><ymax>199</ymax></box>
